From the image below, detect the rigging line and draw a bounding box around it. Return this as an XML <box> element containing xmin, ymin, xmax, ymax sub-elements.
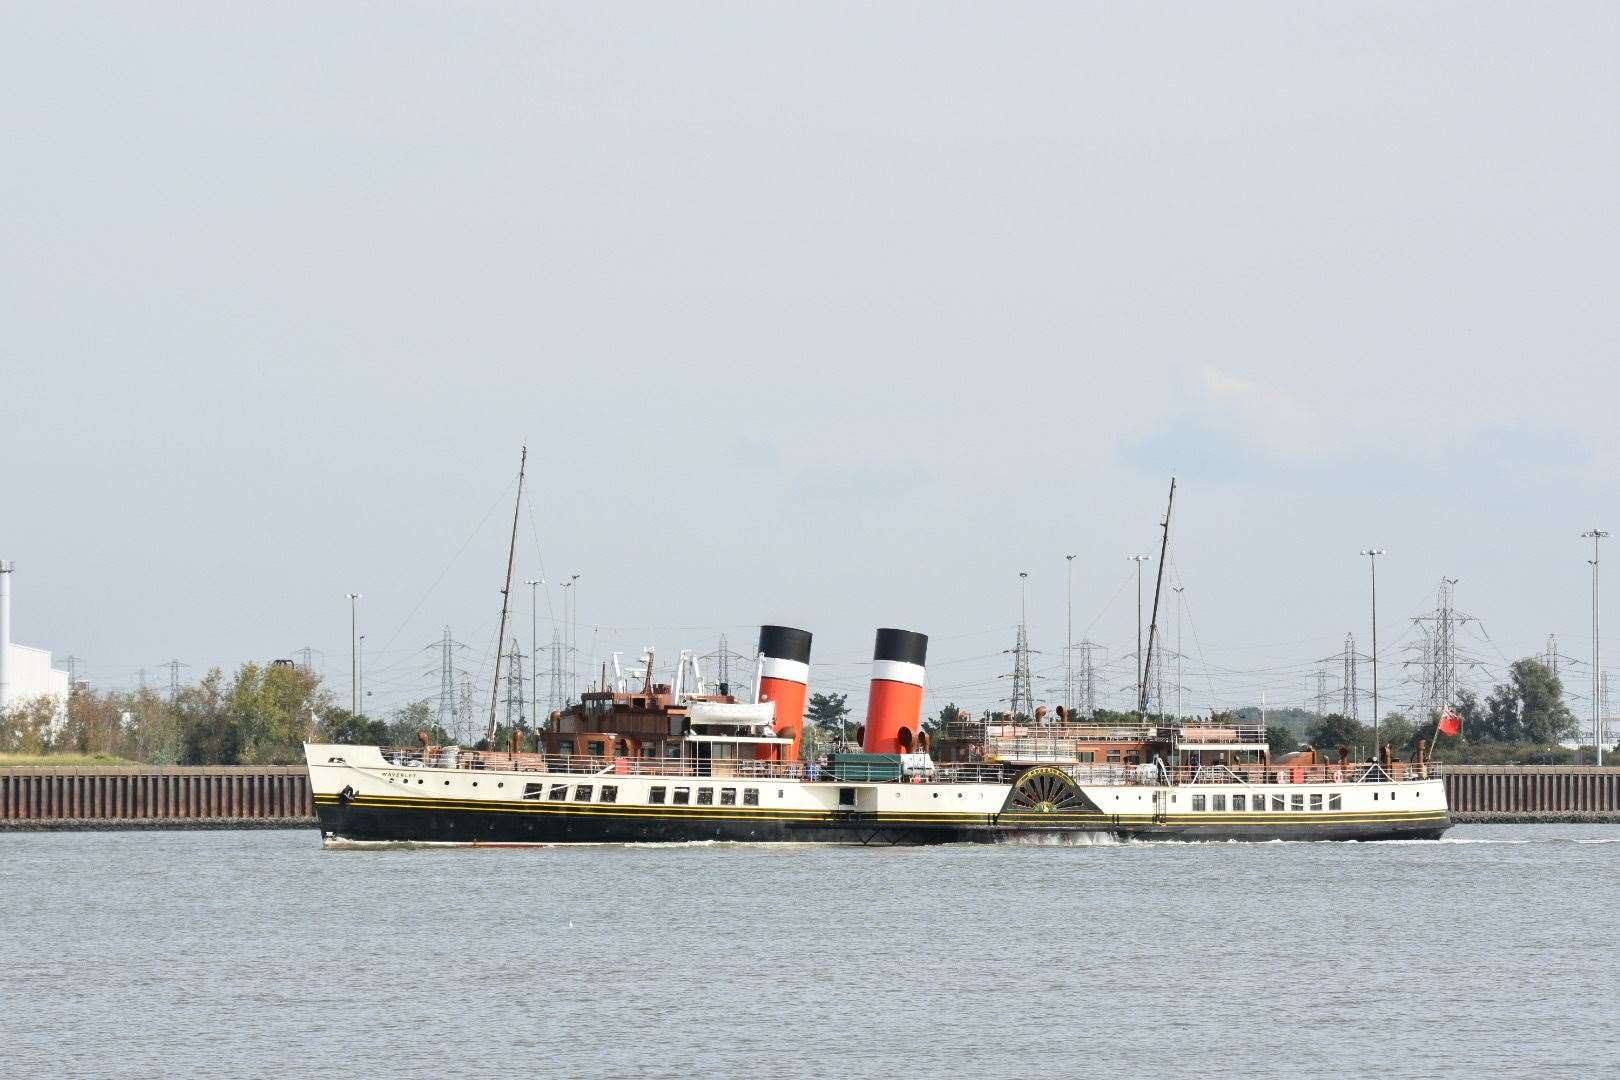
<box><xmin>1079</xmin><ymin>568</ymin><xmax>1134</xmax><ymax>640</ymax></box>
<box><xmin>523</xmin><ymin>496</ymin><xmax>558</xmax><ymax>625</ymax></box>
<box><xmin>1167</xmin><ymin>556</ymin><xmax>1219</xmax><ymax>715</ymax></box>
<box><xmin>372</xmin><ymin>476</ymin><xmax>517</xmax><ymax>665</ymax></box>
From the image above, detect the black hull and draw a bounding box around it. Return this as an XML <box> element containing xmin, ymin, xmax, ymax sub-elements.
<box><xmin>316</xmin><ymin>800</ymin><xmax>1451</xmax><ymax>846</ymax></box>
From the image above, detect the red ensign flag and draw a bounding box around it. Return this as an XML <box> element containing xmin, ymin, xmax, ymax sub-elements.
<box><xmin>1438</xmin><ymin>709</ymin><xmax>1462</xmax><ymax>737</ymax></box>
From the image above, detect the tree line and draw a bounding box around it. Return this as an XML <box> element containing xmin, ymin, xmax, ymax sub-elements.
<box><xmin>799</xmin><ymin>657</ymin><xmax>1609</xmax><ymax>764</ymax></box>
<box><xmin>0</xmin><ymin>662</ymin><xmax>447</xmax><ymax>766</ymax></box>
<box><xmin>4</xmin><ymin>655</ymin><xmax>1607</xmax><ymax>767</ymax></box>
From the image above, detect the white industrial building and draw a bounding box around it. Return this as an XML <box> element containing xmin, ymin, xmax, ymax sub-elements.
<box><xmin>0</xmin><ymin>561</ymin><xmax>72</xmax><ymax>721</ymax></box>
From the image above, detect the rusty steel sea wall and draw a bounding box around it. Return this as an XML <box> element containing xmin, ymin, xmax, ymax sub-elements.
<box><xmin>1443</xmin><ymin>765</ymin><xmax>1620</xmax><ymax>816</ymax></box>
<box><xmin>0</xmin><ymin>766</ymin><xmax>313</xmax><ymax>823</ymax></box>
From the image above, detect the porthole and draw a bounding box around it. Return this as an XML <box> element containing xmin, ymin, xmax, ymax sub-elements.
<box><xmin>444</xmin><ymin>780</ymin><xmax>450</xmax><ymax>786</ymax></box>
<box><xmin>498</xmin><ymin>782</ymin><xmax>504</xmax><ymax>788</ymax></box>
<box><xmin>932</xmin><ymin>792</ymin><xmax>939</xmax><ymax>799</ymax></box>
<box><xmin>957</xmin><ymin>793</ymin><xmax>963</xmax><ymax>798</ymax></box>
<box><xmin>472</xmin><ymin>782</ymin><xmax>478</xmax><ymax>787</ymax></box>
<box><xmin>417</xmin><ymin>779</ymin><xmax>423</xmax><ymax>784</ymax></box>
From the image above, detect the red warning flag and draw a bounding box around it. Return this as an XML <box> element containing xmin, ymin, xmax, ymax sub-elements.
<box><xmin>1438</xmin><ymin>709</ymin><xmax>1462</xmax><ymax>737</ymax></box>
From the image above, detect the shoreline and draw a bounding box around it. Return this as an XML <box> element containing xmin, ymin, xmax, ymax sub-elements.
<box><xmin>5</xmin><ymin>812</ymin><xmax>1620</xmax><ymax>832</ymax></box>
<box><xmin>1</xmin><ymin>817</ymin><xmax>315</xmax><ymax>832</ymax></box>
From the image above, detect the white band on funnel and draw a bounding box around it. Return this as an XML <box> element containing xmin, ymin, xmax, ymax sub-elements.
<box><xmin>870</xmin><ymin>659</ymin><xmax>926</xmax><ymax>688</ymax></box>
<box><xmin>759</xmin><ymin>656</ymin><xmax>809</xmax><ymax>684</ymax></box>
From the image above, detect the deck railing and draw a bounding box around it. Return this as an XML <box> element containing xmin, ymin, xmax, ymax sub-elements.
<box><xmin>369</xmin><ymin>748</ymin><xmax>1437</xmax><ymax>787</ymax></box>
<box><xmin>373</xmin><ymin>748</ymin><xmax>1012</xmax><ymax>785</ymax></box>
<box><xmin>1139</xmin><ymin>763</ymin><xmax>1440</xmax><ymax>786</ymax></box>
<box><xmin>960</xmin><ymin>723</ymin><xmax>1268</xmax><ymax>756</ymax></box>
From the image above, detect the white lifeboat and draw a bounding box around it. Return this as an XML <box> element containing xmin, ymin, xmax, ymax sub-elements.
<box><xmin>685</xmin><ymin>701</ymin><xmax>777</xmax><ymax>727</ymax></box>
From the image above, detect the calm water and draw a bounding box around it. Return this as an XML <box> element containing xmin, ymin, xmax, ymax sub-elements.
<box><xmin>3</xmin><ymin>825</ymin><xmax>1617</xmax><ymax>1079</ymax></box>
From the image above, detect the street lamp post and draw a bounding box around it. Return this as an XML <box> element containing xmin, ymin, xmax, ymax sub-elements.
<box><xmin>346</xmin><ymin>593</ymin><xmax>362</xmax><ymax>715</ymax></box>
<box><xmin>560</xmin><ymin>580</ymin><xmax>572</xmax><ymax>702</ymax></box>
<box><xmin>357</xmin><ymin>634</ymin><xmax>366</xmax><ymax>719</ymax></box>
<box><xmin>1584</xmin><ymin>529</ymin><xmax>1608</xmax><ymax>766</ymax></box>
<box><xmin>1065</xmin><ymin>554</ymin><xmax>1076</xmax><ymax>716</ymax></box>
<box><xmin>1128</xmin><ymin>555</ymin><xmax>1150</xmax><ymax>708</ymax></box>
<box><xmin>1360</xmin><ymin>550</ymin><xmax>1384</xmax><ymax>752</ymax></box>
<box><xmin>570</xmin><ymin>573</ymin><xmax>581</xmax><ymax>699</ymax></box>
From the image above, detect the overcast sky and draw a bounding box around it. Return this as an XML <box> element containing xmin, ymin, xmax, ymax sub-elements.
<box><xmin>5</xmin><ymin>3</ymin><xmax>1619</xmax><ymax>730</ymax></box>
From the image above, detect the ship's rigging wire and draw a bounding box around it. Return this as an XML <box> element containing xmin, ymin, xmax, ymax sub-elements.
<box><xmin>367</xmin><ymin>476</ymin><xmax>516</xmax><ymax>675</ymax></box>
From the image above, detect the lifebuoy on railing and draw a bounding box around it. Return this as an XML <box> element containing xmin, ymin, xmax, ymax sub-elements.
<box><xmin>1332</xmin><ymin>769</ymin><xmax>1344</xmax><ymax>783</ymax></box>
<box><xmin>1275</xmin><ymin>770</ymin><xmax>1288</xmax><ymax>784</ymax></box>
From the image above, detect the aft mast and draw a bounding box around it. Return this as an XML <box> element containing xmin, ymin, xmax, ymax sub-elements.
<box><xmin>1139</xmin><ymin>476</ymin><xmax>1176</xmax><ymax>719</ymax></box>
<box><xmin>485</xmin><ymin>446</ymin><xmax>528</xmax><ymax>747</ymax></box>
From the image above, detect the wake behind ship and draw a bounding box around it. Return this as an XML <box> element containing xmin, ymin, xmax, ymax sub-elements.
<box><xmin>306</xmin><ymin>624</ymin><xmax>1451</xmax><ymax>846</ymax></box>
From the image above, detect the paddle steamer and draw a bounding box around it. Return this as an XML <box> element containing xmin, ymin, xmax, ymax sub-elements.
<box><xmin>306</xmin><ymin>624</ymin><xmax>1450</xmax><ymax>845</ymax></box>
<box><xmin>306</xmin><ymin>465</ymin><xmax>1447</xmax><ymax>845</ymax></box>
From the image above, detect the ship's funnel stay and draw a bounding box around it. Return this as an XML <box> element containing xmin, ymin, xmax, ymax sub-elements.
<box><xmin>757</xmin><ymin>625</ymin><xmax>812</xmax><ymax>761</ymax></box>
<box><xmin>863</xmin><ymin>628</ymin><xmax>928</xmax><ymax>755</ymax></box>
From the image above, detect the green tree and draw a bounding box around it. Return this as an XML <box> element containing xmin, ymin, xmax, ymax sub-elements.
<box><xmin>1377</xmin><ymin>712</ymin><xmax>1414</xmax><ymax>749</ymax></box>
<box><xmin>1266</xmin><ymin>725</ymin><xmax>1298</xmax><ymax>756</ymax></box>
<box><xmin>1463</xmin><ymin>659</ymin><xmax>1576</xmax><ymax>744</ymax></box>
<box><xmin>0</xmin><ymin>695</ymin><xmax>61</xmax><ymax>754</ymax></box>
<box><xmin>805</xmin><ymin>692</ymin><xmax>852</xmax><ymax>743</ymax></box>
<box><xmin>176</xmin><ymin>669</ymin><xmax>233</xmax><ymax>765</ymax></box>
<box><xmin>222</xmin><ymin>662</ymin><xmax>327</xmax><ymax>764</ymax></box>
<box><xmin>1454</xmin><ymin>688</ymin><xmax>1489</xmax><ymax>741</ymax></box>
<box><xmin>919</xmin><ymin>702</ymin><xmax>964</xmax><ymax>750</ymax></box>
<box><xmin>318</xmin><ymin>707</ymin><xmax>391</xmax><ymax>745</ymax></box>
<box><xmin>1305</xmin><ymin>713</ymin><xmax>1368</xmax><ymax>755</ymax></box>
<box><xmin>1234</xmin><ymin>705</ymin><xmax>1317</xmax><ymax>739</ymax></box>
<box><xmin>1512</xmin><ymin>658</ymin><xmax>1576</xmax><ymax>743</ymax></box>
<box><xmin>386</xmin><ymin>699</ymin><xmax>449</xmax><ymax>746</ymax></box>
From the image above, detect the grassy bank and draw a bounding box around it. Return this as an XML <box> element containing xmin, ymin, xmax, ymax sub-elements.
<box><xmin>0</xmin><ymin>752</ymin><xmax>138</xmax><ymax>768</ymax></box>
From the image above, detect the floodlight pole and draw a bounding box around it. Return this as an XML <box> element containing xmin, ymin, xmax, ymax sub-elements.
<box><xmin>1584</xmin><ymin>530</ymin><xmax>1608</xmax><ymax>766</ymax></box>
<box><xmin>1360</xmin><ymin>550</ymin><xmax>1384</xmax><ymax>752</ymax></box>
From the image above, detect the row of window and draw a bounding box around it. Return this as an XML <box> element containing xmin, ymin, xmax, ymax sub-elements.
<box><xmin>650</xmin><ymin>785</ymin><xmax>761</xmax><ymax>807</ymax></box>
<box><xmin>523</xmin><ymin>782</ymin><xmax>620</xmax><ymax>803</ymax></box>
<box><xmin>520</xmin><ymin>782</ymin><xmax>762</xmax><ymax>807</ymax></box>
<box><xmin>1189</xmin><ymin>792</ymin><xmax>1345</xmax><ymax>812</ymax></box>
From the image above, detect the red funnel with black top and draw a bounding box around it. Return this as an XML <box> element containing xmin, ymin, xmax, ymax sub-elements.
<box><xmin>757</xmin><ymin>625</ymin><xmax>812</xmax><ymax>761</ymax></box>
<box><xmin>862</xmin><ymin>628</ymin><xmax>928</xmax><ymax>755</ymax></box>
